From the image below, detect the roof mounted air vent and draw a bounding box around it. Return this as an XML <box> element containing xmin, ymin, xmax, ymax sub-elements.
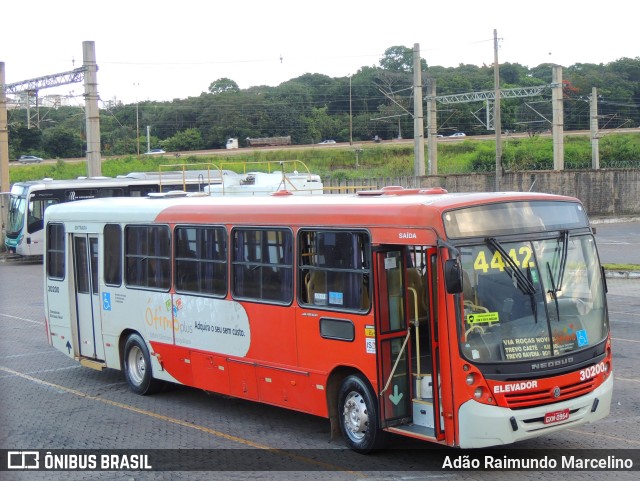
<box><xmin>147</xmin><ymin>190</ymin><xmax>189</xmax><ymax>199</ymax></box>
<box><xmin>419</xmin><ymin>187</ymin><xmax>448</xmax><ymax>195</ymax></box>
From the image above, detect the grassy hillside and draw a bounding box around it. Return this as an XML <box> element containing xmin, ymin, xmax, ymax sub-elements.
<box><xmin>9</xmin><ymin>133</ymin><xmax>640</xmax><ymax>184</ymax></box>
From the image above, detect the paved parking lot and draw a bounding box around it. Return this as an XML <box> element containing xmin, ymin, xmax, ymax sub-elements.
<box><xmin>1</xmin><ymin>257</ymin><xmax>639</xmax><ymax>480</ymax></box>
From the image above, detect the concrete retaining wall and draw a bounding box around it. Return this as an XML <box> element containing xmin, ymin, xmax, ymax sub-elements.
<box><xmin>325</xmin><ymin>169</ymin><xmax>640</xmax><ymax>217</ymax></box>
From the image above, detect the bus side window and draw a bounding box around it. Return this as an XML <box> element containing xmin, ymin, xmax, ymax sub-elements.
<box><xmin>232</xmin><ymin>228</ymin><xmax>293</xmax><ymax>303</ymax></box>
<box><xmin>104</xmin><ymin>224</ymin><xmax>122</xmax><ymax>286</ymax></box>
<box><xmin>299</xmin><ymin>230</ymin><xmax>370</xmax><ymax>311</ymax></box>
<box><xmin>125</xmin><ymin>225</ymin><xmax>171</xmax><ymax>290</ymax></box>
<box><xmin>46</xmin><ymin>223</ymin><xmax>66</xmax><ymax>280</ymax></box>
<box><xmin>28</xmin><ymin>199</ymin><xmax>55</xmax><ymax>234</ymax></box>
<box><xmin>175</xmin><ymin>226</ymin><xmax>227</xmax><ymax>297</ymax></box>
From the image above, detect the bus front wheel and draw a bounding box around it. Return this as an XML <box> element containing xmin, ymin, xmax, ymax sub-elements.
<box><xmin>123</xmin><ymin>333</ymin><xmax>162</xmax><ymax>395</ymax></box>
<box><xmin>338</xmin><ymin>374</ymin><xmax>384</xmax><ymax>452</ymax></box>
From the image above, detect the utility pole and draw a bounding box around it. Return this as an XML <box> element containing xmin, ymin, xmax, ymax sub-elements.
<box><xmin>552</xmin><ymin>65</ymin><xmax>564</xmax><ymax>170</ymax></box>
<box><xmin>146</xmin><ymin>125</ymin><xmax>151</xmax><ymax>153</ymax></box>
<box><xmin>427</xmin><ymin>79</ymin><xmax>438</xmax><ymax>175</ymax></box>
<box><xmin>136</xmin><ymin>102</ymin><xmax>140</xmax><ymax>157</ymax></box>
<box><xmin>493</xmin><ymin>29</ymin><xmax>502</xmax><ymax>191</ymax></box>
<box><xmin>134</xmin><ymin>82</ymin><xmax>140</xmax><ymax>157</ymax></box>
<box><xmin>590</xmin><ymin>87</ymin><xmax>600</xmax><ymax>169</ymax></box>
<box><xmin>349</xmin><ymin>76</ymin><xmax>353</xmax><ymax>145</ymax></box>
<box><xmin>1</xmin><ymin>62</ymin><xmax>9</xmax><ymax>243</ymax></box>
<box><xmin>83</xmin><ymin>41</ymin><xmax>101</xmax><ymax>177</ymax></box>
<box><xmin>413</xmin><ymin>43</ymin><xmax>425</xmax><ymax>177</ymax></box>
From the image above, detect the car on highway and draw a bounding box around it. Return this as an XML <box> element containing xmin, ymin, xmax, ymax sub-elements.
<box><xmin>318</xmin><ymin>140</ymin><xmax>336</xmax><ymax>144</ymax></box>
<box><xmin>448</xmin><ymin>132</ymin><xmax>466</xmax><ymax>138</ymax></box>
<box><xmin>144</xmin><ymin>149</ymin><xmax>166</xmax><ymax>155</ymax></box>
<box><xmin>18</xmin><ymin>155</ymin><xmax>43</xmax><ymax>164</ymax></box>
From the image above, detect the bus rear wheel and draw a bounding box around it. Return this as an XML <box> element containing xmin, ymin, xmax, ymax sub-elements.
<box><xmin>123</xmin><ymin>333</ymin><xmax>162</xmax><ymax>395</ymax></box>
<box><xmin>338</xmin><ymin>374</ymin><xmax>384</xmax><ymax>452</ymax></box>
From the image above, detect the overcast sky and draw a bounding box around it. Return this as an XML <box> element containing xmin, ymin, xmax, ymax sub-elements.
<box><xmin>2</xmin><ymin>0</ymin><xmax>637</xmax><ymax>106</ymax></box>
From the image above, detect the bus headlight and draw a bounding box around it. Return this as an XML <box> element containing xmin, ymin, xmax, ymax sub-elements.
<box><xmin>474</xmin><ymin>387</ymin><xmax>484</xmax><ymax>399</ymax></box>
<box><xmin>466</xmin><ymin>373</ymin><xmax>476</xmax><ymax>385</ymax></box>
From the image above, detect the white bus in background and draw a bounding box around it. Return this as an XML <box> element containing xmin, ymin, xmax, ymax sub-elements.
<box><xmin>226</xmin><ymin>138</ymin><xmax>239</xmax><ymax>149</ymax></box>
<box><xmin>5</xmin><ymin>172</ymin><xmax>209</xmax><ymax>257</ymax></box>
<box><xmin>204</xmin><ymin>170</ymin><xmax>323</xmax><ymax>196</ymax></box>
<box><xmin>5</xmin><ymin>163</ymin><xmax>323</xmax><ymax>256</ymax></box>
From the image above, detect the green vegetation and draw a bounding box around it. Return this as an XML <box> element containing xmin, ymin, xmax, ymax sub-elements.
<box><xmin>7</xmin><ymin>49</ymin><xmax>640</xmax><ymax>163</ymax></box>
<box><xmin>9</xmin><ymin>133</ymin><xmax>640</xmax><ymax>184</ymax></box>
<box><xmin>602</xmin><ymin>264</ymin><xmax>640</xmax><ymax>271</ymax></box>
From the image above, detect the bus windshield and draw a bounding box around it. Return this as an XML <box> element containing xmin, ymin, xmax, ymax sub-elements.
<box><xmin>459</xmin><ymin>234</ymin><xmax>608</xmax><ymax>363</ymax></box>
<box><xmin>7</xmin><ymin>189</ymin><xmax>28</xmax><ymax>236</ymax></box>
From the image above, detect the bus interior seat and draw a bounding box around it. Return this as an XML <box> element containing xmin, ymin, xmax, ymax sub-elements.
<box><xmin>306</xmin><ymin>270</ymin><xmax>328</xmax><ymax>306</ymax></box>
<box><xmin>476</xmin><ymin>273</ymin><xmax>531</xmax><ymax>321</ymax></box>
<box><xmin>462</xmin><ymin>270</ymin><xmax>475</xmax><ymax>302</ymax></box>
<box><xmin>305</xmin><ymin>270</ymin><xmax>369</xmax><ymax>310</ymax></box>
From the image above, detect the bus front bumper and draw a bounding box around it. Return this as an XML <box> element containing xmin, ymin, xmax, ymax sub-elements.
<box><xmin>457</xmin><ymin>374</ymin><xmax>613</xmax><ymax>448</ymax></box>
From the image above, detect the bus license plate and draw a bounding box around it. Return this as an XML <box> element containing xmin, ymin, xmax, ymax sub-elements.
<box><xmin>544</xmin><ymin>408</ymin><xmax>570</xmax><ymax>424</ymax></box>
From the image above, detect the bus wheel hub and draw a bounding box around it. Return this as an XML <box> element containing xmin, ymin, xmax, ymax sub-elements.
<box><xmin>343</xmin><ymin>392</ymin><xmax>368</xmax><ymax>439</ymax></box>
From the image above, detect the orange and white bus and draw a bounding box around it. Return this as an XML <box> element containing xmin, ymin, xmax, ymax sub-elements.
<box><xmin>43</xmin><ymin>187</ymin><xmax>612</xmax><ymax>451</ymax></box>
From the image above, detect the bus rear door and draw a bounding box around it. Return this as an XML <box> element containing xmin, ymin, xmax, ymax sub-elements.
<box><xmin>72</xmin><ymin>234</ymin><xmax>105</xmax><ymax>361</ymax></box>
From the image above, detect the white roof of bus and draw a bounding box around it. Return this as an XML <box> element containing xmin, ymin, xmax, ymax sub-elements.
<box><xmin>44</xmin><ymin>190</ymin><xmax>577</xmax><ymax>225</ymax></box>
<box><xmin>13</xmin><ymin>171</ymin><xmax>227</xmax><ymax>190</ymax></box>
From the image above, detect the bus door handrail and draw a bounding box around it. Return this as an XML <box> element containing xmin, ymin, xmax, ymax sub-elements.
<box><xmin>379</xmin><ymin>329</ymin><xmax>411</xmax><ymax>398</ymax></box>
<box><xmin>380</xmin><ymin>286</ymin><xmax>422</xmax><ymax>398</ymax></box>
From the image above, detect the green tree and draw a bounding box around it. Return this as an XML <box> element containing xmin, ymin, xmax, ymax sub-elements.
<box><xmin>161</xmin><ymin>128</ymin><xmax>204</xmax><ymax>152</ymax></box>
<box><xmin>379</xmin><ymin>45</ymin><xmax>427</xmax><ymax>73</ymax></box>
<box><xmin>10</xmin><ymin>125</ymin><xmax>43</xmax><ymax>155</ymax></box>
<box><xmin>208</xmin><ymin>78</ymin><xmax>240</xmax><ymax>95</ymax></box>
<box><xmin>304</xmin><ymin>106</ymin><xmax>342</xmax><ymax>143</ymax></box>
<box><xmin>42</xmin><ymin>127</ymin><xmax>83</xmax><ymax>158</ymax></box>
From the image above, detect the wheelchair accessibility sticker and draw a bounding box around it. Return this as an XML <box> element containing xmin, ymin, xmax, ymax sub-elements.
<box><xmin>102</xmin><ymin>292</ymin><xmax>111</xmax><ymax>311</ymax></box>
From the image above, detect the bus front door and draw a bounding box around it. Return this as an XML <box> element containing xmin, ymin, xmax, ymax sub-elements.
<box><xmin>73</xmin><ymin>234</ymin><xmax>105</xmax><ymax>360</ymax></box>
<box><xmin>376</xmin><ymin>247</ymin><xmax>440</xmax><ymax>439</ymax></box>
<box><xmin>375</xmin><ymin>249</ymin><xmax>412</xmax><ymax>428</ymax></box>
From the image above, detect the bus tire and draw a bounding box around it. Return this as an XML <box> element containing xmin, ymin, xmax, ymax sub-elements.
<box><xmin>123</xmin><ymin>333</ymin><xmax>162</xmax><ymax>395</ymax></box>
<box><xmin>338</xmin><ymin>374</ymin><xmax>384</xmax><ymax>453</ymax></box>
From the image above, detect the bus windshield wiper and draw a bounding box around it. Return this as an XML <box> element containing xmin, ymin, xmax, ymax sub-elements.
<box><xmin>555</xmin><ymin>230</ymin><xmax>569</xmax><ymax>292</ymax></box>
<box><xmin>546</xmin><ymin>231</ymin><xmax>570</xmax><ymax>297</ymax></box>
<box><xmin>547</xmin><ymin>262</ymin><xmax>561</xmax><ymax>324</ymax></box>
<box><xmin>545</xmin><ymin>230</ymin><xmax>569</xmax><ymax>324</ymax></box>
<box><xmin>486</xmin><ymin>238</ymin><xmax>537</xmax><ymax>295</ymax></box>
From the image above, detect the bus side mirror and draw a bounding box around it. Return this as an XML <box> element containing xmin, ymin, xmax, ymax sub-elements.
<box><xmin>444</xmin><ymin>259</ymin><xmax>463</xmax><ymax>294</ymax></box>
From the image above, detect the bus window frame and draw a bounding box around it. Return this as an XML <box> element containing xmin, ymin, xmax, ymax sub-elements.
<box><xmin>27</xmin><ymin>197</ymin><xmax>59</xmax><ymax>235</ymax></box>
<box><xmin>103</xmin><ymin>223</ymin><xmax>123</xmax><ymax>287</ymax></box>
<box><xmin>231</xmin><ymin>226</ymin><xmax>294</xmax><ymax>305</ymax></box>
<box><xmin>297</xmin><ymin>228</ymin><xmax>372</xmax><ymax>313</ymax></box>
<box><xmin>124</xmin><ymin>224</ymin><xmax>172</xmax><ymax>292</ymax></box>
<box><xmin>46</xmin><ymin>222</ymin><xmax>66</xmax><ymax>280</ymax></box>
<box><xmin>174</xmin><ymin>224</ymin><xmax>228</xmax><ymax>298</ymax></box>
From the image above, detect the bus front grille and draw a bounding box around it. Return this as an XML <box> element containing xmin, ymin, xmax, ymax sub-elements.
<box><xmin>504</xmin><ymin>378</ymin><xmax>595</xmax><ymax>409</ymax></box>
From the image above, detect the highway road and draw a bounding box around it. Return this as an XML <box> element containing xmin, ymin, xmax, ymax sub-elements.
<box><xmin>594</xmin><ymin>220</ymin><xmax>640</xmax><ymax>265</ymax></box>
<box><xmin>10</xmin><ymin>127</ymin><xmax>639</xmax><ymax>165</ymax></box>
